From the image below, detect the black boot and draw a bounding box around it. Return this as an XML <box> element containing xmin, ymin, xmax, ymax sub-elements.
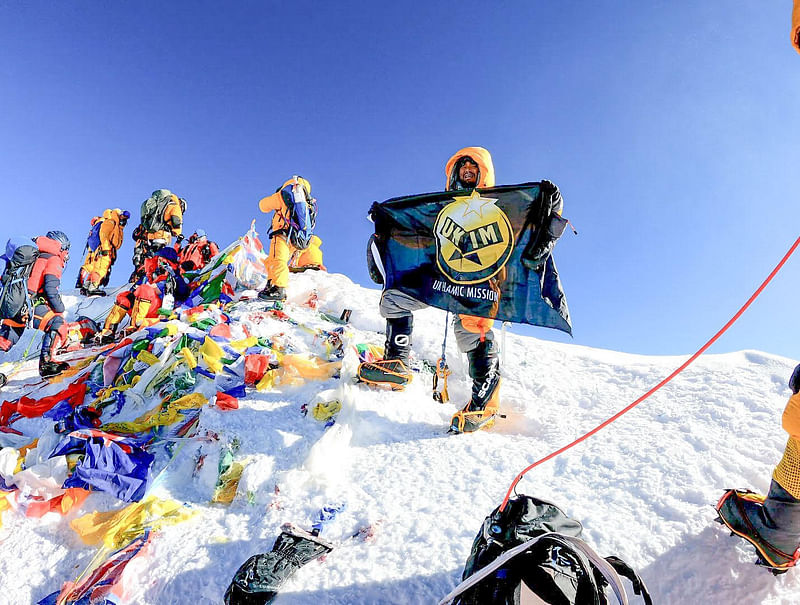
<box><xmin>384</xmin><ymin>316</ymin><xmax>412</xmax><ymax>364</ymax></box>
<box><xmin>357</xmin><ymin>316</ymin><xmax>413</xmax><ymax>388</ymax></box>
<box><xmin>258</xmin><ymin>284</ymin><xmax>287</xmax><ymax>301</ymax></box>
<box><xmin>717</xmin><ymin>480</ymin><xmax>800</xmax><ymax>570</ymax></box>
<box><xmin>451</xmin><ymin>340</ymin><xmax>501</xmax><ymax>433</ymax></box>
<box><xmin>762</xmin><ymin>481</ymin><xmax>800</xmax><ymax>562</ymax></box>
<box><xmin>466</xmin><ymin>340</ymin><xmax>501</xmax><ymax>412</ymax></box>
<box><xmin>39</xmin><ymin>331</ymin><xmax>69</xmax><ymax>379</ymax></box>
<box><xmin>83</xmin><ymin>283</ymin><xmax>107</xmax><ymax>297</ymax></box>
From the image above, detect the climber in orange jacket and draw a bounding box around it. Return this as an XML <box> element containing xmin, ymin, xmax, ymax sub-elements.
<box><xmin>256</xmin><ymin>176</ymin><xmax>318</xmax><ymax>301</ymax></box>
<box><xmin>78</xmin><ymin>208</ymin><xmax>130</xmax><ymax>296</ymax></box>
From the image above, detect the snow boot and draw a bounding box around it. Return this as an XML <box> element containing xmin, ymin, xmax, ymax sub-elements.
<box><xmin>258</xmin><ymin>284</ymin><xmax>287</xmax><ymax>302</ymax></box>
<box><xmin>39</xmin><ymin>350</ymin><xmax>69</xmax><ymax>379</ymax></box>
<box><xmin>83</xmin><ymin>282</ymin><xmax>107</xmax><ymax>297</ymax></box>
<box><xmin>96</xmin><ymin>330</ymin><xmax>116</xmax><ymax>345</ymax></box>
<box><xmin>97</xmin><ymin>302</ymin><xmax>127</xmax><ymax>344</ymax></box>
<box><xmin>357</xmin><ymin>316</ymin><xmax>412</xmax><ymax>389</ymax></box>
<box><xmin>224</xmin><ymin>523</ymin><xmax>334</xmax><ymax>605</ymax></box>
<box><xmin>450</xmin><ymin>340</ymin><xmax>501</xmax><ymax>433</ymax></box>
<box><xmin>716</xmin><ymin>480</ymin><xmax>800</xmax><ymax>572</ymax></box>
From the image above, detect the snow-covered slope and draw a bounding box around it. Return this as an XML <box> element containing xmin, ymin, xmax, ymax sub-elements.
<box><xmin>1</xmin><ymin>270</ymin><xmax>798</xmax><ymax>604</ymax></box>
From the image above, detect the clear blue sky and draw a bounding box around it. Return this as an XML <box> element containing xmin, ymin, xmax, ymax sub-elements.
<box><xmin>1</xmin><ymin>1</ymin><xmax>798</xmax><ymax>358</ymax></box>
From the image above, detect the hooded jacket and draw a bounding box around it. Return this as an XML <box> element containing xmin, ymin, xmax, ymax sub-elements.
<box><xmin>445</xmin><ymin>147</ymin><xmax>495</xmax><ymax>191</ymax></box>
<box><xmin>28</xmin><ymin>236</ymin><xmax>67</xmax><ymax>313</ymax></box>
<box><xmin>258</xmin><ymin>177</ymin><xmax>313</xmax><ymax>237</ymax></box>
<box><xmin>99</xmin><ymin>208</ymin><xmax>126</xmax><ymax>252</ymax></box>
<box><xmin>444</xmin><ymin>147</ymin><xmax>569</xmax><ymax>334</ymax></box>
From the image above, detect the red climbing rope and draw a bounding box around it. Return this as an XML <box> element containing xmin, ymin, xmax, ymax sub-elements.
<box><xmin>499</xmin><ymin>234</ymin><xmax>800</xmax><ymax>512</ymax></box>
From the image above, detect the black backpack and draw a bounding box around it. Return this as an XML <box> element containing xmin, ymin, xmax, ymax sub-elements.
<box><xmin>440</xmin><ymin>495</ymin><xmax>653</xmax><ymax>605</ymax></box>
<box><xmin>0</xmin><ymin>239</ymin><xmax>39</xmax><ymax>322</ymax></box>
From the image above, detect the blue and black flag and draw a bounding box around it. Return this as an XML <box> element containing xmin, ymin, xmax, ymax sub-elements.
<box><xmin>369</xmin><ymin>182</ymin><xmax>572</xmax><ymax>334</ymax></box>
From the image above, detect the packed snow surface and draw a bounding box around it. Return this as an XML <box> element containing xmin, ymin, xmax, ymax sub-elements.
<box><xmin>1</xmin><ymin>271</ymin><xmax>798</xmax><ymax>604</ymax></box>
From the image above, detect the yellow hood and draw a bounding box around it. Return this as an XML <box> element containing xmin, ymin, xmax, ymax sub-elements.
<box><xmin>445</xmin><ymin>146</ymin><xmax>495</xmax><ymax>190</ymax></box>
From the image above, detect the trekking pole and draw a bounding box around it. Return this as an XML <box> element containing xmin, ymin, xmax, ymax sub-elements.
<box><xmin>501</xmin><ymin>321</ymin><xmax>509</xmax><ymax>367</ymax></box>
<box><xmin>433</xmin><ymin>312</ymin><xmax>451</xmax><ymax>403</ymax></box>
<box><xmin>21</xmin><ymin>329</ymin><xmax>39</xmax><ymax>361</ymax></box>
<box><xmin>74</xmin><ymin>239</ymin><xmax>90</xmax><ymax>288</ymax></box>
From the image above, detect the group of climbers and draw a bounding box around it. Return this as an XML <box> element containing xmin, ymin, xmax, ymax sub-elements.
<box><xmin>0</xmin><ymin>186</ymin><xmax>225</xmax><ymax>385</ymax></box>
<box><xmin>97</xmin><ymin>247</ymin><xmax>190</xmax><ymax>344</ymax></box>
<box><xmin>2</xmin><ymin>9</ymin><xmax>800</xmax><ymax>605</ymax></box>
<box><xmin>0</xmin><ymin>174</ymin><xmax>329</xmax><ymax>385</ymax></box>
<box><xmin>1</xmin><ymin>137</ymin><xmax>797</xmax><ymax>585</ymax></box>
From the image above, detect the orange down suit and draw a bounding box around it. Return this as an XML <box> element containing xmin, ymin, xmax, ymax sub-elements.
<box><xmin>258</xmin><ymin>177</ymin><xmax>321</xmax><ymax>288</ymax></box>
<box><xmin>81</xmin><ymin>209</ymin><xmax>126</xmax><ymax>287</ymax></box>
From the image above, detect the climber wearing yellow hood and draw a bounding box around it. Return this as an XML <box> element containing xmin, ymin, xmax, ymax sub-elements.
<box><xmin>256</xmin><ymin>176</ymin><xmax>320</xmax><ymax>301</ymax></box>
<box><xmin>363</xmin><ymin>147</ymin><xmax>542</xmax><ymax>433</ymax></box>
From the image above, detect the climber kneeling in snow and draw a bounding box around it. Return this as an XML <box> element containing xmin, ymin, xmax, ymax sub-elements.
<box><xmin>716</xmin><ymin>364</ymin><xmax>800</xmax><ymax>572</ymax></box>
<box><xmin>256</xmin><ymin>176</ymin><xmax>319</xmax><ymax>302</ymax></box>
<box><xmin>0</xmin><ymin>231</ymin><xmax>72</xmax><ymax>378</ymax></box>
<box><xmin>98</xmin><ymin>247</ymin><xmax>188</xmax><ymax>343</ymax></box>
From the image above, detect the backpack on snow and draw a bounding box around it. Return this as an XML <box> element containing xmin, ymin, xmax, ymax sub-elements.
<box><xmin>439</xmin><ymin>495</ymin><xmax>653</xmax><ymax>605</ymax></box>
<box><xmin>0</xmin><ymin>238</ymin><xmax>40</xmax><ymax>322</ymax></box>
<box><xmin>276</xmin><ymin>180</ymin><xmax>317</xmax><ymax>250</ymax></box>
<box><xmin>140</xmin><ymin>189</ymin><xmax>175</xmax><ymax>234</ymax></box>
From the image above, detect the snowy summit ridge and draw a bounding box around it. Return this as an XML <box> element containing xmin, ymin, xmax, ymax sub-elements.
<box><xmin>0</xmin><ymin>267</ymin><xmax>798</xmax><ymax>604</ymax></box>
